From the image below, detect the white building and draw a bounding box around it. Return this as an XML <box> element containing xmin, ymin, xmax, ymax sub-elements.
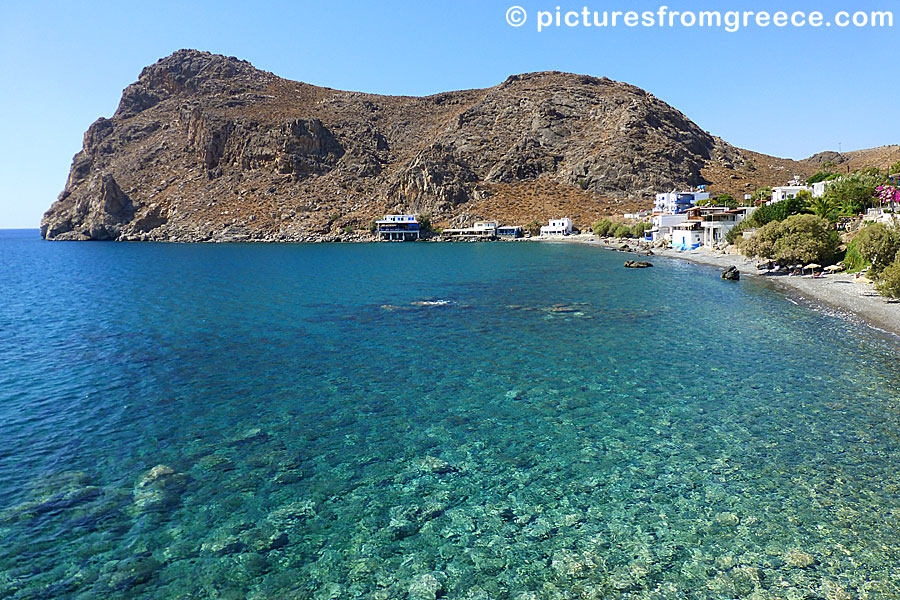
<box><xmin>444</xmin><ymin>220</ymin><xmax>499</xmax><ymax>239</ymax></box>
<box><xmin>654</xmin><ymin>190</ymin><xmax>711</xmax><ymax>215</ymax></box>
<box><xmin>812</xmin><ymin>180</ymin><xmax>833</xmax><ymax>198</ymax></box>
<box><xmin>644</xmin><ymin>213</ymin><xmax>688</xmax><ymax>243</ymax></box>
<box><xmin>771</xmin><ymin>178</ymin><xmax>811</xmax><ymax>204</ymax></box>
<box><xmin>376</xmin><ymin>214</ymin><xmax>420</xmax><ymax>241</ymax></box>
<box><xmin>671</xmin><ymin>221</ymin><xmax>703</xmax><ymax>251</ymax></box>
<box><xmin>541</xmin><ymin>218</ymin><xmax>573</xmax><ymax>236</ymax></box>
<box><xmin>699</xmin><ymin>207</ymin><xmax>756</xmax><ymax>248</ymax></box>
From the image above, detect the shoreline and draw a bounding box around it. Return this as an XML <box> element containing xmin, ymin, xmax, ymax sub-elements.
<box><xmin>534</xmin><ymin>233</ymin><xmax>900</xmax><ymax>339</ymax></box>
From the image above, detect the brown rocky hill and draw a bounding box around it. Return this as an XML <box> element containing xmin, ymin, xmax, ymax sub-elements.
<box><xmin>39</xmin><ymin>50</ymin><xmax>889</xmax><ymax>242</ymax></box>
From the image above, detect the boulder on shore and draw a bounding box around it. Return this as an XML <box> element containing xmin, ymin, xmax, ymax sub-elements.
<box><xmin>624</xmin><ymin>260</ymin><xmax>653</xmax><ymax>269</ymax></box>
<box><xmin>722</xmin><ymin>266</ymin><xmax>741</xmax><ymax>281</ymax></box>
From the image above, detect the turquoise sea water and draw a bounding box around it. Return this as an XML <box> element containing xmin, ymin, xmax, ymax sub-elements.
<box><xmin>2</xmin><ymin>229</ymin><xmax>900</xmax><ymax>599</ymax></box>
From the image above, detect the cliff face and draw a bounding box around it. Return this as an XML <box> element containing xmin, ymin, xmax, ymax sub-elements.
<box><xmin>41</xmin><ymin>49</ymin><xmax>816</xmax><ymax>241</ymax></box>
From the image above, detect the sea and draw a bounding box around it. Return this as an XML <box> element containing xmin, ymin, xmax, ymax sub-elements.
<box><xmin>1</xmin><ymin>228</ymin><xmax>899</xmax><ymax>599</ymax></box>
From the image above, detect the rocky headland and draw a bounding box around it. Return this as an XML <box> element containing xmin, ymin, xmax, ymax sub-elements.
<box><xmin>41</xmin><ymin>49</ymin><xmax>900</xmax><ymax>242</ymax></box>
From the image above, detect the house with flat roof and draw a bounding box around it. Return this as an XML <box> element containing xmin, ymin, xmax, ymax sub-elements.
<box><xmin>497</xmin><ymin>225</ymin><xmax>524</xmax><ymax>238</ymax></box>
<box><xmin>644</xmin><ymin>213</ymin><xmax>688</xmax><ymax>243</ymax></box>
<box><xmin>443</xmin><ymin>220</ymin><xmax>499</xmax><ymax>240</ymax></box>
<box><xmin>671</xmin><ymin>220</ymin><xmax>703</xmax><ymax>251</ymax></box>
<box><xmin>699</xmin><ymin>207</ymin><xmax>755</xmax><ymax>248</ymax></box>
<box><xmin>376</xmin><ymin>214</ymin><xmax>420</xmax><ymax>241</ymax></box>
<box><xmin>771</xmin><ymin>178</ymin><xmax>811</xmax><ymax>204</ymax></box>
<box><xmin>540</xmin><ymin>218</ymin><xmax>573</xmax><ymax>236</ymax></box>
<box><xmin>654</xmin><ymin>191</ymin><xmax>710</xmax><ymax>215</ymax></box>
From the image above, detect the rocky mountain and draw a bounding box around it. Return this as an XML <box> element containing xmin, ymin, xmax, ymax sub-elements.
<box><xmin>40</xmin><ymin>50</ymin><xmax>895</xmax><ymax>242</ymax></box>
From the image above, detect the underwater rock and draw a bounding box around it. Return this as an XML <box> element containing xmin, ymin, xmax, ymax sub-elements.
<box><xmin>1</xmin><ymin>471</ymin><xmax>104</xmax><ymax>523</ymax></box>
<box><xmin>241</xmin><ymin>526</ymin><xmax>289</xmax><ymax>553</ymax></box>
<box><xmin>784</xmin><ymin>549</ymin><xmax>817</xmax><ymax>569</ymax></box>
<box><xmin>418</xmin><ymin>455</ymin><xmax>458</xmax><ymax>475</ymax></box>
<box><xmin>267</xmin><ymin>500</ymin><xmax>316</xmax><ymax>527</ymax></box>
<box><xmin>819</xmin><ymin>580</ymin><xmax>851</xmax><ymax>600</ymax></box>
<box><xmin>714</xmin><ymin>512</ymin><xmax>740</xmax><ymax>527</ymax></box>
<box><xmin>550</xmin><ymin>549</ymin><xmax>599</xmax><ymax>580</ymax></box>
<box><xmin>100</xmin><ymin>554</ymin><xmax>162</xmax><ymax>592</ymax></box>
<box><xmin>1</xmin><ymin>485</ymin><xmax>103</xmax><ymax>523</ymax></box>
<box><xmin>200</xmin><ymin>532</ymin><xmax>246</xmax><ymax>556</ymax></box>
<box><xmin>408</xmin><ymin>573</ymin><xmax>443</xmax><ymax>600</ymax></box>
<box><xmin>133</xmin><ymin>465</ymin><xmax>187</xmax><ymax>513</ymax></box>
<box><xmin>226</xmin><ymin>427</ymin><xmax>269</xmax><ymax>446</ymax></box>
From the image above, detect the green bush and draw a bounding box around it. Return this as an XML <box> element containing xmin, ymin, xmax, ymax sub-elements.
<box><xmin>724</xmin><ymin>221</ymin><xmax>747</xmax><ymax>245</ymax></box>
<box><xmin>853</xmin><ymin>223</ymin><xmax>900</xmax><ymax>273</ymax></box>
<box><xmin>877</xmin><ymin>257</ymin><xmax>900</xmax><ymax>298</ymax></box>
<box><xmin>823</xmin><ymin>173</ymin><xmax>881</xmax><ymax>215</ymax></box>
<box><xmin>613</xmin><ymin>224</ymin><xmax>632</xmax><ymax>238</ymax></box>
<box><xmin>716</xmin><ymin>194</ymin><xmax>738</xmax><ymax>209</ymax></box>
<box><xmin>592</xmin><ymin>219</ymin><xmax>613</xmax><ymax>236</ymax></box>
<box><xmin>805</xmin><ymin>195</ymin><xmax>839</xmax><ymax>221</ymax></box>
<box><xmin>343</xmin><ymin>224</ymin><xmax>355</xmax><ymax>235</ymax></box>
<box><xmin>806</xmin><ymin>171</ymin><xmax>839</xmax><ymax>185</ymax></box>
<box><xmin>744</xmin><ymin>214</ymin><xmax>839</xmax><ymax>265</ymax></box>
<box><xmin>841</xmin><ymin>241</ymin><xmax>870</xmax><ymax>273</ymax></box>
<box><xmin>630</xmin><ymin>222</ymin><xmax>652</xmax><ymax>238</ymax></box>
<box><xmin>418</xmin><ymin>214</ymin><xmax>432</xmax><ymax>234</ymax></box>
<box><xmin>746</xmin><ymin>195</ymin><xmax>806</xmax><ymax>228</ymax></box>
<box><xmin>751</xmin><ymin>187</ymin><xmax>773</xmax><ymax>206</ymax></box>
<box><xmin>525</xmin><ymin>221</ymin><xmax>542</xmax><ymax>236</ymax></box>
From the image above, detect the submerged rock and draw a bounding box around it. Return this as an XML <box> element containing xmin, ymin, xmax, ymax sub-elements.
<box><xmin>225</xmin><ymin>427</ymin><xmax>269</xmax><ymax>446</ymax></box>
<box><xmin>417</xmin><ymin>455</ymin><xmax>458</xmax><ymax>475</ymax></box>
<box><xmin>784</xmin><ymin>549</ymin><xmax>817</xmax><ymax>568</ymax></box>
<box><xmin>408</xmin><ymin>573</ymin><xmax>443</xmax><ymax>600</ymax></box>
<box><xmin>1</xmin><ymin>471</ymin><xmax>104</xmax><ymax>523</ymax></box>
<box><xmin>714</xmin><ymin>512</ymin><xmax>740</xmax><ymax>527</ymax></box>
<box><xmin>267</xmin><ymin>500</ymin><xmax>316</xmax><ymax>527</ymax></box>
<box><xmin>133</xmin><ymin>465</ymin><xmax>187</xmax><ymax>514</ymax></box>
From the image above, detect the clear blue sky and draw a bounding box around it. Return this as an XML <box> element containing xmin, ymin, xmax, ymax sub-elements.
<box><xmin>1</xmin><ymin>0</ymin><xmax>896</xmax><ymax>228</ymax></box>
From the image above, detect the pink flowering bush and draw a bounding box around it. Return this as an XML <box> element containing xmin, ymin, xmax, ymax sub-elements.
<box><xmin>876</xmin><ymin>185</ymin><xmax>900</xmax><ymax>208</ymax></box>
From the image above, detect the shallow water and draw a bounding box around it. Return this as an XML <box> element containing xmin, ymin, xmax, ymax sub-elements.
<box><xmin>2</xmin><ymin>230</ymin><xmax>900</xmax><ymax>599</ymax></box>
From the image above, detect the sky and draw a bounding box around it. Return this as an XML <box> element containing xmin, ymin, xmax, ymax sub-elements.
<box><xmin>1</xmin><ymin>0</ymin><xmax>897</xmax><ymax>228</ymax></box>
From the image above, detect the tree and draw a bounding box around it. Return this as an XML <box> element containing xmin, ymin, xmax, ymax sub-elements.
<box><xmin>807</xmin><ymin>171</ymin><xmax>838</xmax><ymax>185</ymax></box>
<box><xmin>877</xmin><ymin>257</ymin><xmax>900</xmax><ymax>298</ymax></box>
<box><xmin>853</xmin><ymin>223</ymin><xmax>900</xmax><ymax>273</ymax></box>
<box><xmin>890</xmin><ymin>161</ymin><xmax>900</xmax><ymax>176</ymax></box>
<box><xmin>613</xmin><ymin>224</ymin><xmax>633</xmax><ymax>238</ymax></box>
<box><xmin>746</xmin><ymin>194</ymin><xmax>805</xmax><ymax>228</ymax></box>
<box><xmin>725</xmin><ymin>221</ymin><xmax>747</xmax><ymax>245</ymax></box>
<box><xmin>744</xmin><ymin>214</ymin><xmax>839</xmax><ymax>265</ymax></box>
<box><xmin>592</xmin><ymin>219</ymin><xmax>613</xmax><ymax>236</ymax></box>
<box><xmin>806</xmin><ymin>195</ymin><xmax>839</xmax><ymax>221</ymax></box>
<box><xmin>717</xmin><ymin>194</ymin><xmax>738</xmax><ymax>209</ymax></box>
<box><xmin>418</xmin><ymin>214</ymin><xmax>433</xmax><ymax>234</ymax></box>
<box><xmin>824</xmin><ymin>173</ymin><xmax>881</xmax><ymax>215</ymax></box>
<box><xmin>752</xmin><ymin>187</ymin><xmax>772</xmax><ymax>206</ymax></box>
<box><xmin>525</xmin><ymin>221</ymin><xmax>542</xmax><ymax>236</ymax></box>
<box><xmin>630</xmin><ymin>222</ymin><xmax>652</xmax><ymax>238</ymax></box>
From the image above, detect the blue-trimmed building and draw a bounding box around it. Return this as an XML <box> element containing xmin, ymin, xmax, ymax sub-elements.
<box><xmin>654</xmin><ymin>190</ymin><xmax>710</xmax><ymax>215</ymax></box>
<box><xmin>376</xmin><ymin>214</ymin><xmax>420</xmax><ymax>241</ymax></box>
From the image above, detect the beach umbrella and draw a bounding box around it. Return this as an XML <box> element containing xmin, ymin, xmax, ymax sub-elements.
<box><xmin>804</xmin><ymin>264</ymin><xmax>822</xmax><ymax>271</ymax></box>
<box><xmin>824</xmin><ymin>265</ymin><xmax>844</xmax><ymax>272</ymax></box>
